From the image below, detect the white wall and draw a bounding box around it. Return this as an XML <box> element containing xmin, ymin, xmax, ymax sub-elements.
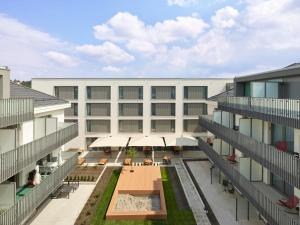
<box><xmin>0</xmin><ymin>129</ymin><xmax>16</xmax><ymax>154</ymax></box>
<box><xmin>32</xmin><ymin>78</ymin><xmax>232</xmax><ymax>150</ymax></box>
<box><xmin>19</xmin><ymin>120</ymin><xmax>34</xmax><ymax>145</ymax></box>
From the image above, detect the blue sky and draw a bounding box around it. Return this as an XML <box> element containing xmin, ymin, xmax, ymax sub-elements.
<box><xmin>0</xmin><ymin>0</ymin><xmax>300</xmax><ymax>79</ymax></box>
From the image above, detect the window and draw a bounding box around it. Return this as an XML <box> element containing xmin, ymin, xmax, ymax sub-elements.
<box><xmin>87</xmin><ymin>86</ymin><xmax>91</xmax><ymax>99</ymax></box>
<box><xmin>184</xmin><ymin>86</ymin><xmax>207</xmax><ymax>99</ymax></box>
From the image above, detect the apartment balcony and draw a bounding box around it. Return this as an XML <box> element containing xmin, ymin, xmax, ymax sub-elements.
<box><xmin>86</xmin><ymin>103</ymin><xmax>110</xmax><ymax>117</ymax></box>
<box><xmin>198</xmin><ymin>138</ymin><xmax>300</xmax><ymax>225</ymax></box>
<box><xmin>119</xmin><ymin>86</ymin><xmax>143</xmax><ymax>100</ymax></box>
<box><xmin>0</xmin><ymin>152</ymin><xmax>77</xmax><ymax>225</ymax></box>
<box><xmin>86</xmin><ymin>86</ymin><xmax>111</xmax><ymax>100</ymax></box>
<box><xmin>119</xmin><ymin>120</ymin><xmax>143</xmax><ymax>133</ymax></box>
<box><xmin>151</xmin><ymin>120</ymin><xmax>175</xmax><ymax>133</ymax></box>
<box><xmin>0</xmin><ymin>123</ymin><xmax>78</xmax><ymax>183</ymax></box>
<box><xmin>199</xmin><ymin>116</ymin><xmax>300</xmax><ymax>189</ymax></box>
<box><xmin>218</xmin><ymin>97</ymin><xmax>300</xmax><ymax>129</ymax></box>
<box><xmin>0</xmin><ymin>98</ymin><xmax>34</xmax><ymax>128</ymax></box>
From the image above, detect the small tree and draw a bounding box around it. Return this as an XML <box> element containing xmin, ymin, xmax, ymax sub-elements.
<box><xmin>127</xmin><ymin>147</ymin><xmax>137</xmax><ymax>172</ymax></box>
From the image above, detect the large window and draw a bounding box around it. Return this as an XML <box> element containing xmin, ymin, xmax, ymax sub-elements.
<box><xmin>151</xmin><ymin>86</ymin><xmax>176</xmax><ymax>99</ymax></box>
<box><xmin>86</xmin><ymin>103</ymin><xmax>110</xmax><ymax>116</ymax></box>
<box><xmin>183</xmin><ymin>103</ymin><xmax>207</xmax><ymax>116</ymax></box>
<box><xmin>184</xmin><ymin>86</ymin><xmax>207</xmax><ymax>99</ymax></box>
<box><xmin>119</xmin><ymin>120</ymin><xmax>143</xmax><ymax>133</ymax></box>
<box><xmin>86</xmin><ymin>86</ymin><xmax>111</xmax><ymax>99</ymax></box>
<box><xmin>151</xmin><ymin>120</ymin><xmax>175</xmax><ymax>133</ymax></box>
<box><xmin>54</xmin><ymin>86</ymin><xmax>78</xmax><ymax>100</ymax></box>
<box><xmin>119</xmin><ymin>86</ymin><xmax>143</xmax><ymax>99</ymax></box>
<box><xmin>86</xmin><ymin>120</ymin><xmax>110</xmax><ymax>133</ymax></box>
<box><xmin>119</xmin><ymin>103</ymin><xmax>143</xmax><ymax>116</ymax></box>
<box><xmin>151</xmin><ymin>103</ymin><xmax>175</xmax><ymax>116</ymax></box>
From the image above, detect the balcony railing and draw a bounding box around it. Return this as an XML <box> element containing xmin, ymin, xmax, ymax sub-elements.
<box><xmin>198</xmin><ymin>138</ymin><xmax>300</xmax><ymax>225</ymax></box>
<box><xmin>218</xmin><ymin>96</ymin><xmax>300</xmax><ymax>129</ymax></box>
<box><xmin>0</xmin><ymin>152</ymin><xmax>77</xmax><ymax>225</ymax></box>
<box><xmin>199</xmin><ymin>116</ymin><xmax>300</xmax><ymax>189</ymax></box>
<box><xmin>0</xmin><ymin>123</ymin><xmax>78</xmax><ymax>183</ymax></box>
<box><xmin>0</xmin><ymin>98</ymin><xmax>34</xmax><ymax>128</ymax></box>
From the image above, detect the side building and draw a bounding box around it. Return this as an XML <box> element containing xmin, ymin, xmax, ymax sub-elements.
<box><xmin>0</xmin><ymin>67</ymin><xmax>78</xmax><ymax>225</ymax></box>
<box><xmin>199</xmin><ymin>64</ymin><xmax>300</xmax><ymax>225</ymax></box>
<box><xmin>32</xmin><ymin>78</ymin><xmax>232</xmax><ymax>151</ymax></box>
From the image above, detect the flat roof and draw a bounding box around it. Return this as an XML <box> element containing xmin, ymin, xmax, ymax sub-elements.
<box><xmin>32</xmin><ymin>77</ymin><xmax>232</xmax><ymax>80</ymax></box>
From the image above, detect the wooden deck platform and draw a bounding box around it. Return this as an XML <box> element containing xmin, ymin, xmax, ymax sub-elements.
<box><xmin>106</xmin><ymin>166</ymin><xmax>167</xmax><ymax>220</ymax></box>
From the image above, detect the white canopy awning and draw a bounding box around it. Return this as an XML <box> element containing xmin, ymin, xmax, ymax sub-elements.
<box><xmin>164</xmin><ymin>136</ymin><xmax>198</xmax><ymax>146</ymax></box>
<box><xmin>128</xmin><ymin>136</ymin><xmax>165</xmax><ymax>147</ymax></box>
<box><xmin>89</xmin><ymin>136</ymin><xmax>129</xmax><ymax>148</ymax></box>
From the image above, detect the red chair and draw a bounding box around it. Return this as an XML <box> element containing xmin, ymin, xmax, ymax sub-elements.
<box><xmin>227</xmin><ymin>153</ymin><xmax>236</xmax><ymax>163</ymax></box>
<box><xmin>276</xmin><ymin>141</ymin><xmax>288</xmax><ymax>152</ymax></box>
<box><xmin>277</xmin><ymin>196</ymin><xmax>299</xmax><ymax>209</ymax></box>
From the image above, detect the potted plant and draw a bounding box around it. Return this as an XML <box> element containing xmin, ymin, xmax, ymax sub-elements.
<box><xmin>127</xmin><ymin>147</ymin><xmax>137</xmax><ymax>172</ymax></box>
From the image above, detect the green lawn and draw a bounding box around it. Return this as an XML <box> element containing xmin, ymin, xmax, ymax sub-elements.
<box><xmin>91</xmin><ymin>168</ymin><xmax>196</xmax><ymax>225</ymax></box>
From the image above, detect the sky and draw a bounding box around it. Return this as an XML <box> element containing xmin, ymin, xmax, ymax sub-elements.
<box><xmin>0</xmin><ymin>0</ymin><xmax>300</xmax><ymax>80</ymax></box>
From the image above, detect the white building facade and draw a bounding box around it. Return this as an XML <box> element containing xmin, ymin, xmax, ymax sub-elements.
<box><xmin>32</xmin><ymin>78</ymin><xmax>232</xmax><ymax>150</ymax></box>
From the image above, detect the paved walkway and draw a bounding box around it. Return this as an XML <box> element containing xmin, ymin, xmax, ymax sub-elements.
<box><xmin>28</xmin><ymin>183</ymin><xmax>95</xmax><ymax>225</ymax></box>
<box><xmin>175</xmin><ymin>160</ymin><xmax>211</xmax><ymax>225</ymax></box>
<box><xmin>187</xmin><ymin>161</ymin><xmax>264</xmax><ymax>225</ymax></box>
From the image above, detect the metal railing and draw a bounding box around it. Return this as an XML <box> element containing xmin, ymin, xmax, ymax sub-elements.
<box><xmin>0</xmin><ymin>123</ymin><xmax>78</xmax><ymax>183</ymax></box>
<box><xmin>199</xmin><ymin>116</ymin><xmax>300</xmax><ymax>189</ymax></box>
<box><xmin>198</xmin><ymin>138</ymin><xmax>300</xmax><ymax>225</ymax></box>
<box><xmin>218</xmin><ymin>96</ymin><xmax>300</xmax><ymax>129</ymax></box>
<box><xmin>0</xmin><ymin>153</ymin><xmax>77</xmax><ymax>225</ymax></box>
<box><xmin>0</xmin><ymin>99</ymin><xmax>34</xmax><ymax>128</ymax></box>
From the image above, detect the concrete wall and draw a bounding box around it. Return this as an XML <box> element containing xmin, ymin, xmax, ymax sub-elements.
<box><xmin>0</xmin><ymin>68</ymin><xmax>10</xmax><ymax>99</ymax></box>
<box><xmin>32</xmin><ymin>78</ymin><xmax>232</xmax><ymax>150</ymax></box>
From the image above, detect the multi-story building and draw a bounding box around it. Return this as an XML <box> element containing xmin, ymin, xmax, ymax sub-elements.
<box><xmin>32</xmin><ymin>78</ymin><xmax>232</xmax><ymax>150</ymax></box>
<box><xmin>199</xmin><ymin>64</ymin><xmax>300</xmax><ymax>225</ymax></box>
<box><xmin>0</xmin><ymin>67</ymin><xmax>78</xmax><ymax>225</ymax></box>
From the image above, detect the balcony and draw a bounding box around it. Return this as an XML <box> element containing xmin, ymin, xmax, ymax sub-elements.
<box><xmin>0</xmin><ymin>98</ymin><xmax>34</xmax><ymax>128</ymax></box>
<box><xmin>199</xmin><ymin>116</ymin><xmax>300</xmax><ymax>189</ymax></box>
<box><xmin>218</xmin><ymin>97</ymin><xmax>300</xmax><ymax>129</ymax></box>
<box><xmin>119</xmin><ymin>120</ymin><xmax>143</xmax><ymax>133</ymax></box>
<box><xmin>0</xmin><ymin>123</ymin><xmax>78</xmax><ymax>183</ymax></box>
<box><xmin>151</xmin><ymin>120</ymin><xmax>175</xmax><ymax>133</ymax></box>
<box><xmin>198</xmin><ymin>138</ymin><xmax>300</xmax><ymax>225</ymax></box>
<box><xmin>0</xmin><ymin>152</ymin><xmax>77</xmax><ymax>225</ymax></box>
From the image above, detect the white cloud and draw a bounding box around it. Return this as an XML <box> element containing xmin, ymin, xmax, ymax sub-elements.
<box><xmin>102</xmin><ymin>66</ymin><xmax>123</xmax><ymax>72</ymax></box>
<box><xmin>93</xmin><ymin>12</ymin><xmax>208</xmax><ymax>46</ymax></box>
<box><xmin>167</xmin><ymin>0</ymin><xmax>199</xmax><ymax>7</ymax></box>
<box><xmin>76</xmin><ymin>41</ymin><xmax>135</xmax><ymax>64</ymax></box>
<box><xmin>126</xmin><ymin>40</ymin><xmax>157</xmax><ymax>55</ymax></box>
<box><xmin>46</xmin><ymin>51</ymin><xmax>78</xmax><ymax>67</ymax></box>
<box><xmin>212</xmin><ymin>6</ymin><xmax>239</xmax><ymax>28</ymax></box>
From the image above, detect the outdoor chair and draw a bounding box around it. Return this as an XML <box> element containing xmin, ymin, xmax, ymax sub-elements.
<box><xmin>98</xmin><ymin>158</ymin><xmax>108</xmax><ymax>165</ymax></box>
<box><xmin>163</xmin><ymin>155</ymin><xmax>171</xmax><ymax>165</ymax></box>
<box><xmin>227</xmin><ymin>153</ymin><xmax>236</xmax><ymax>163</ymax></box>
<box><xmin>276</xmin><ymin>141</ymin><xmax>288</xmax><ymax>152</ymax></box>
<box><xmin>123</xmin><ymin>158</ymin><xmax>132</xmax><ymax>166</ymax></box>
<box><xmin>277</xmin><ymin>196</ymin><xmax>299</xmax><ymax>209</ymax></box>
<box><xmin>77</xmin><ymin>157</ymin><xmax>86</xmax><ymax>166</ymax></box>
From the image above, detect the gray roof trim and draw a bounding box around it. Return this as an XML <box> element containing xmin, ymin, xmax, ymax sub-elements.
<box><xmin>10</xmin><ymin>82</ymin><xmax>67</xmax><ymax>107</ymax></box>
<box><xmin>235</xmin><ymin>64</ymin><xmax>300</xmax><ymax>82</ymax></box>
<box><xmin>208</xmin><ymin>89</ymin><xmax>234</xmax><ymax>101</ymax></box>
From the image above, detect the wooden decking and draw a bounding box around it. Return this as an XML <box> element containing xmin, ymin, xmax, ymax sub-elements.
<box><xmin>106</xmin><ymin>166</ymin><xmax>167</xmax><ymax>220</ymax></box>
